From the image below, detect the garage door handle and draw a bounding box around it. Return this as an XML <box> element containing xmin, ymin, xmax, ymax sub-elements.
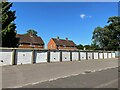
<box><xmin>1</xmin><ymin>60</ymin><xmax>3</xmax><ymax>62</ymax></box>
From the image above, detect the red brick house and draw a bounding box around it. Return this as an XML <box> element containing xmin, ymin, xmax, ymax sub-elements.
<box><xmin>16</xmin><ymin>34</ymin><xmax>44</xmax><ymax>49</ymax></box>
<box><xmin>47</xmin><ymin>37</ymin><xmax>78</xmax><ymax>50</ymax></box>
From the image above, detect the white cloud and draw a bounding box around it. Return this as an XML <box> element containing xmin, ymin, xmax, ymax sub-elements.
<box><xmin>80</xmin><ymin>14</ymin><xmax>92</xmax><ymax>19</ymax></box>
<box><xmin>80</xmin><ymin>14</ymin><xmax>86</xmax><ymax>19</ymax></box>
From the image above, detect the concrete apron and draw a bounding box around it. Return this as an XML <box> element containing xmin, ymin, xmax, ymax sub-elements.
<box><xmin>2</xmin><ymin>58</ymin><xmax>118</xmax><ymax>88</ymax></box>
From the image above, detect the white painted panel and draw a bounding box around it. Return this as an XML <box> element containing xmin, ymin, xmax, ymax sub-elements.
<box><xmin>72</xmin><ymin>52</ymin><xmax>79</xmax><ymax>61</ymax></box>
<box><xmin>16</xmin><ymin>50</ymin><xmax>32</xmax><ymax>65</ymax></box>
<box><xmin>108</xmin><ymin>53</ymin><xmax>112</xmax><ymax>58</ymax></box>
<box><xmin>35</xmin><ymin>51</ymin><xmax>47</xmax><ymax>63</ymax></box>
<box><xmin>112</xmin><ymin>53</ymin><xmax>115</xmax><ymax>58</ymax></box>
<box><xmin>50</xmin><ymin>51</ymin><xmax>60</xmax><ymax>62</ymax></box>
<box><xmin>94</xmin><ymin>52</ymin><xmax>98</xmax><ymax>59</ymax></box>
<box><xmin>115</xmin><ymin>51</ymin><xmax>120</xmax><ymax>57</ymax></box>
<box><xmin>99</xmin><ymin>53</ymin><xmax>103</xmax><ymax>59</ymax></box>
<box><xmin>80</xmin><ymin>52</ymin><xmax>86</xmax><ymax>60</ymax></box>
<box><xmin>0</xmin><ymin>50</ymin><xmax>13</xmax><ymax>65</ymax></box>
<box><xmin>88</xmin><ymin>52</ymin><xmax>93</xmax><ymax>60</ymax></box>
<box><xmin>104</xmin><ymin>53</ymin><xmax>107</xmax><ymax>59</ymax></box>
<box><xmin>62</xmin><ymin>52</ymin><xmax>70</xmax><ymax>61</ymax></box>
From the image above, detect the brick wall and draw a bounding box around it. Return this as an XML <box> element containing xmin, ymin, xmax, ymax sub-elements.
<box><xmin>47</xmin><ymin>39</ymin><xmax>57</xmax><ymax>49</ymax></box>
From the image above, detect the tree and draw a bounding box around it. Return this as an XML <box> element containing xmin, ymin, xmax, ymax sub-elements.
<box><xmin>90</xmin><ymin>43</ymin><xmax>100</xmax><ymax>50</ymax></box>
<box><xmin>1</xmin><ymin>2</ymin><xmax>18</xmax><ymax>47</ymax></box>
<box><xmin>92</xmin><ymin>16</ymin><xmax>120</xmax><ymax>50</ymax></box>
<box><xmin>92</xmin><ymin>26</ymin><xmax>110</xmax><ymax>50</ymax></box>
<box><xmin>76</xmin><ymin>44</ymin><xmax>84</xmax><ymax>50</ymax></box>
<box><xmin>107</xmin><ymin>16</ymin><xmax>120</xmax><ymax>50</ymax></box>
<box><xmin>26</xmin><ymin>29</ymin><xmax>38</xmax><ymax>36</ymax></box>
<box><xmin>84</xmin><ymin>44</ymin><xmax>96</xmax><ymax>50</ymax></box>
<box><xmin>76</xmin><ymin>43</ymin><xmax>100</xmax><ymax>50</ymax></box>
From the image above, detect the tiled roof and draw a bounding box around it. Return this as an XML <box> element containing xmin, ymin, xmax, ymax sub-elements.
<box><xmin>52</xmin><ymin>38</ymin><xmax>76</xmax><ymax>47</ymax></box>
<box><xmin>16</xmin><ymin>34</ymin><xmax>44</xmax><ymax>45</ymax></box>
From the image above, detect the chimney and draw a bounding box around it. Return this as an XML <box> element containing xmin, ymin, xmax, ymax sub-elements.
<box><xmin>66</xmin><ymin>37</ymin><xmax>68</xmax><ymax>41</ymax></box>
<box><xmin>57</xmin><ymin>36</ymin><xmax>59</xmax><ymax>40</ymax></box>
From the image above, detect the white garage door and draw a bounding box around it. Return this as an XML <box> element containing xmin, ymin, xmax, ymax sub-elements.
<box><xmin>0</xmin><ymin>50</ymin><xmax>13</xmax><ymax>65</ymax></box>
<box><xmin>88</xmin><ymin>52</ymin><xmax>93</xmax><ymax>60</ymax></box>
<box><xmin>62</xmin><ymin>52</ymin><xmax>70</xmax><ymax>61</ymax></box>
<box><xmin>104</xmin><ymin>53</ymin><xmax>107</xmax><ymax>59</ymax></box>
<box><xmin>50</xmin><ymin>51</ymin><xmax>60</xmax><ymax>62</ymax></box>
<box><xmin>80</xmin><ymin>52</ymin><xmax>86</xmax><ymax>60</ymax></box>
<box><xmin>94</xmin><ymin>52</ymin><xmax>98</xmax><ymax>59</ymax></box>
<box><xmin>99</xmin><ymin>53</ymin><xmax>103</xmax><ymax>59</ymax></box>
<box><xmin>72</xmin><ymin>52</ymin><xmax>79</xmax><ymax>61</ymax></box>
<box><xmin>16</xmin><ymin>50</ymin><xmax>32</xmax><ymax>65</ymax></box>
<box><xmin>112</xmin><ymin>52</ymin><xmax>115</xmax><ymax>58</ymax></box>
<box><xmin>108</xmin><ymin>53</ymin><xmax>112</xmax><ymax>58</ymax></box>
<box><xmin>35</xmin><ymin>51</ymin><xmax>47</xmax><ymax>63</ymax></box>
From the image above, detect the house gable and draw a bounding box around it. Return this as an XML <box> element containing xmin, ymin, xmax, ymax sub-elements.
<box><xmin>47</xmin><ymin>38</ymin><xmax>57</xmax><ymax>49</ymax></box>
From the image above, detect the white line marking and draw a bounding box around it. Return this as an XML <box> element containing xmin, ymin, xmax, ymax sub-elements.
<box><xmin>91</xmin><ymin>70</ymin><xmax>96</xmax><ymax>72</ymax></box>
<box><xmin>81</xmin><ymin>72</ymin><xmax>86</xmax><ymax>74</ymax></box>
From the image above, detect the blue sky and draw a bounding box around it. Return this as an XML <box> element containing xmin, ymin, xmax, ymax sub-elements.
<box><xmin>11</xmin><ymin>2</ymin><xmax>118</xmax><ymax>48</ymax></box>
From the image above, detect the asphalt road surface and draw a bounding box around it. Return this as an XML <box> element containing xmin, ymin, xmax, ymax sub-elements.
<box><xmin>22</xmin><ymin>67</ymin><xmax>118</xmax><ymax>88</ymax></box>
<box><xmin>2</xmin><ymin>58</ymin><xmax>118</xmax><ymax>88</ymax></box>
